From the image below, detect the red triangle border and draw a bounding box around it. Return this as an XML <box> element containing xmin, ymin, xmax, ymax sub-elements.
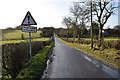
<box><xmin>21</xmin><ymin>11</ymin><xmax>37</xmax><ymax>26</ymax></box>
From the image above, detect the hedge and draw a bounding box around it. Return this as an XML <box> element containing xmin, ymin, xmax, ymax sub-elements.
<box><xmin>62</xmin><ymin>38</ymin><xmax>120</xmax><ymax>50</ymax></box>
<box><xmin>16</xmin><ymin>41</ymin><xmax>55</xmax><ymax>80</ymax></box>
<box><xmin>2</xmin><ymin>38</ymin><xmax>53</xmax><ymax>79</ymax></box>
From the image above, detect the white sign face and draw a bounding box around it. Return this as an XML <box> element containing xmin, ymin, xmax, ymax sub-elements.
<box><xmin>22</xmin><ymin>26</ymin><xmax>37</xmax><ymax>33</ymax></box>
<box><xmin>21</xmin><ymin>11</ymin><xmax>37</xmax><ymax>26</ymax></box>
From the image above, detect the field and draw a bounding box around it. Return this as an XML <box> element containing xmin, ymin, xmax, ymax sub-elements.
<box><xmin>68</xmin><ymin>37</ymin><xmax>120</xmax><ymax>41</ymax></box>
<box><xmin>1</xmin><ymin>29</ymin><xmax>51</xmax><ymax>44</ymax></box>
<box><xmin>2</xmin><ymin>38</ymin><xmax>50</xmax><ymax>44</ymax></box>
<box><xmin>2</xmin><ymin>29</ymin><xmax>42</xmax><ymax>40</ymax></box>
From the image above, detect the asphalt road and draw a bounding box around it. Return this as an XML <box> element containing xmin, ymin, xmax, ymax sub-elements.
<box><xmin>44</xmin><ymin>35</ymin><xmax>119</xmax><ymax>78</ymax></box>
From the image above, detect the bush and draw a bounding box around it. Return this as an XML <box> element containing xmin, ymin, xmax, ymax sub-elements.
<box><xmin>62</xmin><ymin>38</ymin><xmax>91</xmax><ymax>44</ymax></box>
<box><xmin>102</xmin><ymin>40</ymin><xmax>120</xmax><ymax>50</ymax></box>
<box><xmin>2</xmin><ymin>39</ymin><xmax>52</xmax><ymax>79</ymax></box>
<box><xmin>116</xmin><ymin>50</ymin><xmax>120</xmax><ymax>55</ymax></box>
<box><xmin>17</xmin><ymin>41</ymin><xmax>54</xmax><ymax>80</ymax></box>
<box><xmin>62</xmin><ymin>38</ymin><xmax>120</xmax><ymax>50</ymax></box>
<box><xmin>77</xmin><ymin>39</ymin><xmax>91</xmax><ymax>44</ymax></box>
<box><xmin>2</xmin><ymin>42</ymin><xmax>29</xmax><ymax>79</ymax></box>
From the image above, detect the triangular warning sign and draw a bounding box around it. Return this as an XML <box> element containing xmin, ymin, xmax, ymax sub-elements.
<box><xmin>21</xmin><ymin>11</ymin><xmax>37</xmax><ymax>26</ymax></box>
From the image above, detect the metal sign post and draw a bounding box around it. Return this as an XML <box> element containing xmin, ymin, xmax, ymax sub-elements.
<box><xmin>29</xmin><ymin>32</ymin><xmax>32</xmax><ymax>62</ymax></box>
<box><xmin>21</xmin><ymin>11</ymin><xmax>37</xmax><ymax>62</ymax></box>
<box><xmin>28</xmin><ymin>15</ymin><xmax>32</xmax><ymax>62</ymax></box>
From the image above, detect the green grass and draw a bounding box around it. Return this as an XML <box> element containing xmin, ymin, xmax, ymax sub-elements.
<box><xmin>16</xmin><ymin>41</ymin><xmax>55</xmax><ymax>80</ymax></box>
<box><xmin>59</xmin><ymin>38</ymin><xmax>120</xmax><ymax>68</ymax></box>
<box><xmin>68</xmin><ymin>37</ymin><xmax>119</xmax><ymax>41</ymax></box>
<box><xmin>2</xmin><ymin>29</ymin><xmax>49</xmax><ymax>44</ymax></box>
<box><xmin>2</xmin><ymin>30</ymin><xmax>42</xmax><ymax>40</ymax></box>
<box><xmin>2</xmin><ymin>38</ymin><xmax>50</xmax><ymax>44</ymax></box>
<box><xmin>103</xmin><ymin>37</ymin><xmax>120</xmax><ymax>40</ymax></box>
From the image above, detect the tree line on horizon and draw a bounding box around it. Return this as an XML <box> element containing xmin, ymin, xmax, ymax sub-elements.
<box><xmin>2</xmin><ymin>23</ymin><xmax>120</xmax><ymax>39</ymax></box>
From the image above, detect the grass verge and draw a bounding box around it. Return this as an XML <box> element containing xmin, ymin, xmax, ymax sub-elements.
<box><xmin>2</xmin><ymin>38</ymin><xmax>50</xmax><ymax>44</ymax></box>
<box><xmin>16</xmin><ymin>41</ymin><xmax>55</xmax><ymax>80</ymax></box>
<box><xmin>59</xmin><ymin>38</ymin><xmax>120</xmax><ymax>68</ymax></box>
<box><xmin>68</xmin><ymin>37</ymin><xmax>120</xmax><ymax>41</ymax></box>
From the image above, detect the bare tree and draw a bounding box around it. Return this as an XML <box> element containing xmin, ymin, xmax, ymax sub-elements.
<box><xmin>62</xmin><ymin>17</ymin><xmax>72</xmax><ymax>39</ymax></box>
<box><xmin>69</xmin><ymin>3</ymin><xmax>90</xmax><ymax>40</ymax></box>
<box><xmin>92</xmin><ymin>1</ymin><xmax>118</xmax><ymax>47</ymax></box>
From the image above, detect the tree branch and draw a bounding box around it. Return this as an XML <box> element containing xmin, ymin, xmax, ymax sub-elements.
<box><xmin>103</xmin><ymin>13</ymin><xmax>111</xmax><ymax>26</ymax></box>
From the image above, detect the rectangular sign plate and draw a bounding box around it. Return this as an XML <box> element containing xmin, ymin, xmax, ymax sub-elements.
<box><xmin>22</xmin><ymin>26</ymin><xmax>37</xmax><ymax>33</ymax></box>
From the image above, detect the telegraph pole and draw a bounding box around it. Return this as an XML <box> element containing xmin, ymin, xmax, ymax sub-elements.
<box><xmin>91</xmin><ymin>0</ymin><xmax>93</xmax><ymax>49</ymax></box>
<box><xmin>75</xmin><ymin>1</ymin><xmax>93</xmax><ymax>49</ymax></box>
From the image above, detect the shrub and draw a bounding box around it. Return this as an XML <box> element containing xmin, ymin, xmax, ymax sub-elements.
<box><xmin>114</xmin><ymin>41</ymin><xmax>120</xmax><ymax>50</ymax></box>
<box><xmin>61</xmin><ymin>38</ymin><xmax>91</xmax><ymax>45</ymax></box>
<box><xmin>62</xmin><ymin>38</ymin><xmax>120</xmax><ymax>50</ymax></box>
<box><xmin>2</xmin><ymin>42</ymin><xmax>29</xmax><ymax>79</ymax></box>
<box><xmin>116</xmin><ymin>50</ymin><xmax>120</xmax><ymax>55</ymax></box>
<box><xmin>17</xmin><ymin>41</ymin><xmax>55</xmax><ymax>80</ymax></box>
<box><xmin>102</xmin><ymin>40</ymin><xmax>120</xmax><ymax>50</ymax></box>
<box><xmin>2</xmin><ymin>39</ymin><xmax>52</xmax><ymax>79</ymax></box>
<box><xmin>77</xmin><ymin>39</ymin><xmax>91</xmax><ymax>44</ymax></box>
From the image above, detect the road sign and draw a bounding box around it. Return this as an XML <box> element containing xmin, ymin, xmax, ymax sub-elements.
<box><xmin>22</xmin><ymin>26</ymin><xmax>37</xmax><ymax>33</ymax></box>
<box><xmin>21</xmin><ymin>11</ymin><xmax>37</xmax><ymax>62</ymax></box>
<box><xmin>21</xmin><ymin>11</ymin><xmax>37</xmax><ymax>26</ymax></box>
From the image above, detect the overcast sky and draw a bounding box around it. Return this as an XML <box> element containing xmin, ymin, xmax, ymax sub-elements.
<box><xmin>0</xmin><ymin>0</ymin><xmax>119</xmax><ymax>29</ymax></box>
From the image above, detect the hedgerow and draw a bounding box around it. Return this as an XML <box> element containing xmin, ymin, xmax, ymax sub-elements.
<box><xmin>17</xmin><ymin>41</ymin><xmax>55</xmax><ymax>80</ymax></box>
<box><xmin>62</xmin><ymin>37</ymin><xmax>120</xmax><ymax>50</ymax></box>
<box><xmin>2</xmin><ymin>38</ymin><xmax>53</xmax><ymax>79</ymax></box>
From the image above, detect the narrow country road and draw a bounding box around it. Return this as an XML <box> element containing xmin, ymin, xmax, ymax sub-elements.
<box><xmin>44</xmin><ymin>35</ymin><xmax>119</xmax><ymax>79</ymax></box>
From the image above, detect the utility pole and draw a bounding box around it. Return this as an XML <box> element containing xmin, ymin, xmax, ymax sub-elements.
<box><xmin>76</xmin><ymin>1</ymin><xmax>93</xmax><ymax>49</ymax></box>
<box><xmin>91</xmin><ymin>0</ymin><xmax>93</xmax><ymax>49</ymax></box>
<box><xmin>118</xmin><ymin>0</ymin><xmax>120</xmax><ymax>40</ymax></box>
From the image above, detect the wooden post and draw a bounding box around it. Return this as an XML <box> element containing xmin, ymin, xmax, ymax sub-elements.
<box><xmin>91</xmin><ymin>0</ymin><xmax>93</xmax><ymax>49</ymax></box>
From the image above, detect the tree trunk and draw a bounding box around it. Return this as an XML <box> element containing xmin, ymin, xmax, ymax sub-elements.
<box><xmin>67</xmin><ymin>28</ymin><xmax>69</xmax><ymax>39</ymax></box>
<box><xmin>73</xmin><ymin>35</ymin><xmax>76</xmax><ymax>43</ymax></box>
<box><xmin>78</xmin><ymin>34</ymin><xmax>81</xmax><ymax>40</ymax></box>
<box><xmin>67</xmin><ymin>32</ymin><xmax>68</xmax><ymax>39</ymax></box>
<box><xmin>78</xmin><ymin>34</ymin><xmax>81</xmax><ymax>44</ymax></box>
<box><xmin>98</xmin><ymin>23</ymin><xmax>103</xmax><ymax>47</ymax></box>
